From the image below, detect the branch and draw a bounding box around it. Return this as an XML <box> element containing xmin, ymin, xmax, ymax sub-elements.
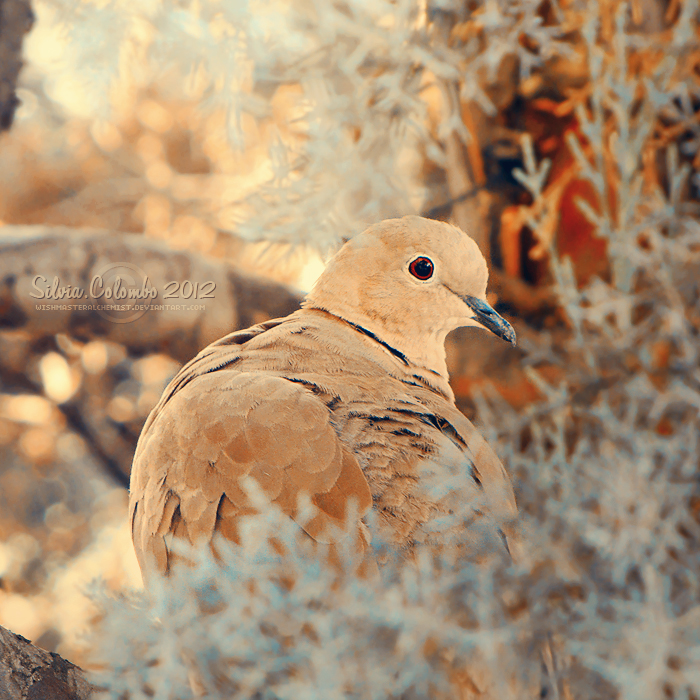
<box><xmin>0</xmin><ymin>625</ymin><xmax>93</xmax><ymax>700</ymax></box>
<box><xmin>0</xmin><ymin>226</ymin><xmax>302</xmax><ymax>364</ymax></box>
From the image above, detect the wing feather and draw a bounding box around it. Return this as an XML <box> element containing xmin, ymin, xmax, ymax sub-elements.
<box><xmin>129</xmin><ymin>371</ymin><xmax>373</xmax><ymax>578</ymax></box>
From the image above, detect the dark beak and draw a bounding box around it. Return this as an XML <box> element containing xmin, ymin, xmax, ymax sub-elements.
<box><xmin>461</xmin><ymin>295</ymin><xmax>516</xmax><ymax>345</ymax></box>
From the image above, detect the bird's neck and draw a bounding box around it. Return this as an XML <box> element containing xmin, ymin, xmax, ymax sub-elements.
<box><xmin>302</xmin><ymin>300</ymin><xmax>451</xmax><ymax>380</ymax></box>
<box><xmin>361</xmin><ymin>318</ymin><xmax>451</xmax><ymax>380</ymax></box>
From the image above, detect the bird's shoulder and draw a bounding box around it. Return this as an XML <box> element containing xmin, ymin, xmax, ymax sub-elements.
<box><xmin>141</xmin><ymin>308</ymin><xmax>452</xmax><ymax>434</ymax></box>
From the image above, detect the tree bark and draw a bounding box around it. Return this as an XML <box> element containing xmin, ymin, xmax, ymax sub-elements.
<box><xmin>0</xmin><ymin>0</ymin><xmax>34</xmax><ymax>131</ymax></box>
<box><xmin>0</xmin><ymin>625</ymin><xmax>93</xmax><ymax>700</ymax></box>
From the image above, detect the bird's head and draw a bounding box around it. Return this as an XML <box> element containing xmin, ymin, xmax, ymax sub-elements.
<box><xmin>304</xmin><ymin>216</ymin><xmax>515</xmax><ymax>374</ymax></box>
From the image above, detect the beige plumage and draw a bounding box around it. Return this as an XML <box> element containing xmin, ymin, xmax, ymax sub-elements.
<box><xmin>129</xmin><ymin>215</ymin><xmax>517</xmax><ymax>580</ymax></box>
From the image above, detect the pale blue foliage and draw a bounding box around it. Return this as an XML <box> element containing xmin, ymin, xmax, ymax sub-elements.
<box><xmin>470</xmin><ymin>9</ymin><xmax>700</xmax><ymax>697</ymax></box>
<box><xmin>89</xmin><ymin>505</ymin><xmax>535</xmax><ymax>699</ymax></box>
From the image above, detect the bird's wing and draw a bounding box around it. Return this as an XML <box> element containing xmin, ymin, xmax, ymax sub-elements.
<box><xmin>129</xmin><ymin>370</ymin><xmax>373</xmax><ymax>577</ymax></box>
<box><xmin>454</xmin><ymin>414</ymin><xmax>517</xmax><ymax>525</ymax></box>
<box><xmin>443</xmin><ymin>408</ymin><xmax>519</xmax><ymax>558</ymax></box>
<box><xmin>139</xmin><ymin>317</ymin><xmax>286</xmax><ymax>435</ymax></box>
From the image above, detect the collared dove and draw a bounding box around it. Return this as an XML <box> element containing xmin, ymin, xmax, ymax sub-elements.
<box><xmin>129</xmin><ymin>215</ymin><xmax>517</xmax><ymax>580</ymax></box>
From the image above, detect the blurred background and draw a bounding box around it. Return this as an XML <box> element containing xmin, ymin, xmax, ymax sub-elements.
<box><xmin>0</xmin><ymin>0</ymin><xmax>699</xmax><ymax>696</ymax></box>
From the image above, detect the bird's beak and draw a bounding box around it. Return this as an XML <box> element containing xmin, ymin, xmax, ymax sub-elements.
<box><xmin>461</xmin><ymin>295</ymin><xmax>516</xmax><ymax>345</ymax></box>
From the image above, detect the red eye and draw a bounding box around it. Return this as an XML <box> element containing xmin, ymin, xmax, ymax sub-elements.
<box><xmin>408</xmin><ymin>256</ymin><xmax>434</xmax><ymax>280</ymax></box>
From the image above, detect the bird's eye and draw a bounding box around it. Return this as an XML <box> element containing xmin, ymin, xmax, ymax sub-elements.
<box><xmin>408</xmin><ymin>256</ymin><xmax>434</xmax><ymax>281</ymax></box>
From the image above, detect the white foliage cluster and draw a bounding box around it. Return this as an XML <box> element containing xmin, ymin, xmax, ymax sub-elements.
<box><xmin>41</xmin><ymin>0</ymin><xmax>567</xmax><ymax>253</ymax></box>
<box><xmin>474</xmin><ymin>7</ymin><xmax>700</xmax><ymax>699</ymax></box>
<box><xmin>89</xmin><ymin>507</ymin><xmax>538</xmax><ymax>700</ymax></box>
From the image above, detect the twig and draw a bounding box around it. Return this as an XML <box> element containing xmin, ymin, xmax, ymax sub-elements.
<box><xmin>444</xmin><ymin>131</ymin><xmax>491</xmax><ymax>258</ymax></box>
<box><xmin>0</xmin><ymin>0</ymin><xmax>34</xmax><ymax>130</ymax></box>
<box><xmin>0</xmin><ymin>354</ymin><xmax>131</xmax><ymax>488</ymax></box>
<box><xmin>60</xmin><ymin>403</ymin><xmax>131</xmax><ymax>489</ymax></box>
<box><xmin>490</xmin><ymin>268</ymin><xmax>557</xmax><ymax>316</ymax></box>
<box><xmin>421</xmin><ymin>186</ymin><xmax>483</xmax><ymax>219</ymax></box>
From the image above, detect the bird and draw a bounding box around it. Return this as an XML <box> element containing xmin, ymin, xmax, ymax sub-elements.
<box><xmin>129</xmin><ymin>215</ymin><xmax>517</xmax><ymax>582</ymax></box>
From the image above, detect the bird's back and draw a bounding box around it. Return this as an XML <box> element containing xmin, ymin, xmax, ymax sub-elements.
<box><xmin>129</xmin><ymin>308</ymin><xmax>516</xmax><ymax>578</ymax></box>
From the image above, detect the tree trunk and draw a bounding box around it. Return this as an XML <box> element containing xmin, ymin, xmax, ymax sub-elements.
<box><xmin>0</xmin><ymin>0</ymin><xmax>34</xmax><ymax>131</ymax></box>
<box><xmin>0</xmin><ymin>625</ymin><xmax>93</xmax><ymax>700</ymax></box>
